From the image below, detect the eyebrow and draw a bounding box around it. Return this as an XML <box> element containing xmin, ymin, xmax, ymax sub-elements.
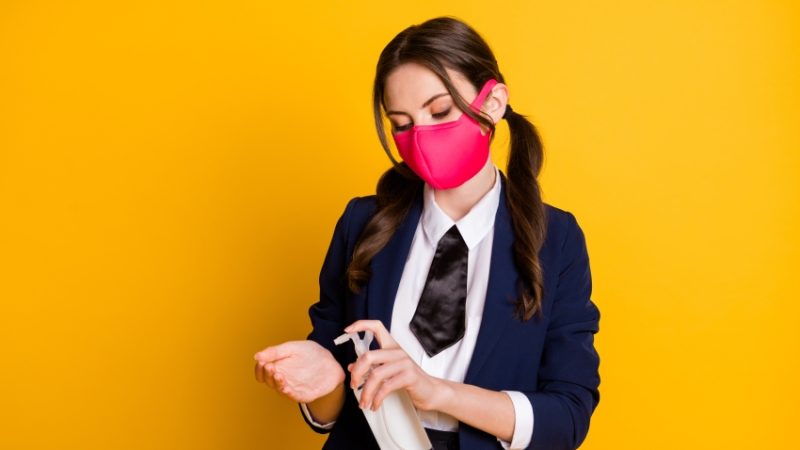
<box><xmin>385</xmin><ymin>92</ymin><xmax>450</xmax><ymax>117</ymax></box>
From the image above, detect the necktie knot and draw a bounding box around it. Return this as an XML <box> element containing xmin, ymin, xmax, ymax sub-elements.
<box><xmin>437</xmin><ymin>224</ymin><xmax>467</xmax><ymax>252</ymax></box>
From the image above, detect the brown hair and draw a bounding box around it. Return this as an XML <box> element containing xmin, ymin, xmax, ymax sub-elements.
<box><xmin>347</xmin><ymin>16</ymin><xmax>548</xmax><ymax>321</ymax></box>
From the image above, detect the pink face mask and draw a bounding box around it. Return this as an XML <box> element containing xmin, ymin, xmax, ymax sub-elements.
<box><xmin>391</xmin><ymin>78</ymin><xmax>498</xmax><ymax>190</ymax></box>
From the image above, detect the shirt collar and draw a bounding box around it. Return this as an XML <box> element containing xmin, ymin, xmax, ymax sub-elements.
<box><xmin>421</xmin><ymin>165</ymin><xmax>502</xmax><ymax>250</ymax></box>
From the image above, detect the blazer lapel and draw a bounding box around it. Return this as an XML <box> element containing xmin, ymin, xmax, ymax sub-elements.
<box><xmin>365</xmin><ymin>189</ymin><xmax>423</xmax><ymax>338</ymax></box>
<box><xmin>464</xmin><ymin>173</ymin><xmax>519</xmax><ymax>384</ymax></box>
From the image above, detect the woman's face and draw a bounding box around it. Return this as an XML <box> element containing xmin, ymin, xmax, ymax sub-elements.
<box><xmin>382</xmin><ymin>63</ymin><xmax>507</xmax><ymax>135</ymax></box>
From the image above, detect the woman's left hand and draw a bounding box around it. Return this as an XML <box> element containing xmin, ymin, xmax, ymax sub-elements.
<box><xmin>344</xmin><ymin>320</ymin><xmax>449</xmax><ymax>412</ymax></box>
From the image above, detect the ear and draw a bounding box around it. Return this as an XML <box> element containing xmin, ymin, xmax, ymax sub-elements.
<box><xmin>482</xmin><ymin>82</ymin><xmax>509</xmax><ymax>124</ymax></box>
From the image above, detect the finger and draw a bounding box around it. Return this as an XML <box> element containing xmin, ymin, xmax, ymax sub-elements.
<box><xmin>269</xmin><ymin>364</ymin><xmax>285</xmax><ymax>388</ymax></box>
<box><xmin>274</xmin><ymin>372</ymin><xmax>296</xmax><ymax>398</ymax></box>
<box><xmin>254</xmin><ymin>343</ymin><xmax>291</xmax><ymax>363</ymax></box>
<box><xmin>258</xmin><ymin>361</ymin><xmax>272</xmax><ymax>383</ymax></box>
<box><xmin>255</xmin><ymin>361</ymin><xmax>264</xmax><ymax>383</ymax></box>
<box><xmin>359</xmin><ymin>360</ymin><xmax>406</xmax><ymax>410</ymax></box>
<box><xmin>350</xmin><ymin>348</ymin><xmax>406</xmax><ymax>389</ymax></box>
<box><xmin>372</xmin><ymin>370</ymin><xmax>415</xmax><ymax>411</ymax></box>
<box><xmin>344</xmin><ymin>320</ymin><xmax>399</xmax><ymax>349</ymax></box>
<box><xmin>274</xmin><ymin>371</ymin><xmax>287</xmax><ymax>391</ymax></box>
<box><xmin>344</xmin><ymin>320</ymin><xmax>395</xmax><ymax>348</ymax></box>
<box><xmin>349</xmin><ymin>349</ymin><xmax>384</xmax><ymax>388</ymax></box>
<box><xmin>264</xmin><ymin>363</ymin><xmax>279</xmax><ymax>390</ymax></box>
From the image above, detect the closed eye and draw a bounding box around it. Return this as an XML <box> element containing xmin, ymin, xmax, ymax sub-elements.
<box><xmin>392</xmin><ymin>108</ymin><xmax>453</xmax><ymax>133</ymax></box>
<box><xmin>392</xmin><ymin>123</ymin><xmax>412</xmax><ymax>133</ymax></box>
<box><xmin>433</xmin><ymin>108</ymin><xmax>452</xmax><ymax>119</ymax></box>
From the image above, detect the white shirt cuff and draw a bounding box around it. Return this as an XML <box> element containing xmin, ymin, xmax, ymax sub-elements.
<box><xmin>300</xmin><ymin>402</ymin><xmax>336</xmax><ymax>429</ymax></box>
<box><xmin>496</xmin><ymin>390</ymin><xmax>534</xmax><ymax>449</ymax></box>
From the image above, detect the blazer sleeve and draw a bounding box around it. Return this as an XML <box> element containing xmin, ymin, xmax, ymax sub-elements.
<box><xmin>297</xmin><ymin>196</ymin><xmax>360</xmax><ymax>434</ymax></box>
<box><xmin>523</xmin><ymin>211</ymin><xmax>601</xmax><ymax>450</ymax></box>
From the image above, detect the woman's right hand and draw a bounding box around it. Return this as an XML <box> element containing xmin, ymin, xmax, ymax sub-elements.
<box><xmin>253</xmin><ymin>340</ymin><xmax>345</xmax><ymax>404</ymax></box>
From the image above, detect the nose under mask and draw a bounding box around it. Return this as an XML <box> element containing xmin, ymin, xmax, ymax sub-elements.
<box><xmin>391</xmin><ymin>78</ymin><xmax>498</xmax><ymax>190</ymax></box>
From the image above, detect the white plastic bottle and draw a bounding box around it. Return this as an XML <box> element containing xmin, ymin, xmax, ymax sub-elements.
<box><xmin>334</xmin><ymin>331</ymin><xmax>433</xmax><ymax>450</ymax></box>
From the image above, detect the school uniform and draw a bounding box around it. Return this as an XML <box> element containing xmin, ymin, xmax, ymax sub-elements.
<box><xmin>298</xmin><ymin>166</ymin><xmax>600</xmax><ymax>450</ymax></box>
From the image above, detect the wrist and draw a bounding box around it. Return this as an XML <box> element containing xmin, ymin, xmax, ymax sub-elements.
<box><xmin>426</xmin><ymin>377</ymin><xmax>456</xmax><ymax>412</ymax></box>
<box><xmin>334</xmin><ymin>364</ymin><xmax>346</xmax><ymax>387</ymax></box>
<box><xmin>322</xmin><ymin>352</ymin><xmax>346</xmax><ymax>397</ymax></box>
<box><xmin>307</xmin><ymin>382</ymin><xmax>345</xmax><ymax>423</ymax></box>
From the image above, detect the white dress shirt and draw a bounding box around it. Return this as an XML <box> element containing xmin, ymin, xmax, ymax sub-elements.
<box><xmin>301</xmin><ymin>164</ymin><xmax>534</xmax><ymax>449</ymax></box>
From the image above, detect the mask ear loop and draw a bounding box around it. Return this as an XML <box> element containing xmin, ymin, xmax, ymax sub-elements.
<box><xmin>465</xmin><ymin>78</ymin><xmax>499</xmax><ymax>136</ymax></box>
<box><xmin>469</xmin><ymin>78</ymin><xmax>499</xmax><ymax>112</ymax></box>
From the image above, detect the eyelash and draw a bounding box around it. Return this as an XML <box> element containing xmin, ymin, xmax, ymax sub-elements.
<box><xmin>393</xmin><ymin>108</ymin><xmax>452</xmax><ymax>132</ymax></box>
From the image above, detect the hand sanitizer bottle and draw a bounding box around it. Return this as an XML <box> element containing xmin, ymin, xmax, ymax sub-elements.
<box><xmin>334</xmin><ymin>331</ymin><xmax>433</xmax><ymax>450</ymax></box>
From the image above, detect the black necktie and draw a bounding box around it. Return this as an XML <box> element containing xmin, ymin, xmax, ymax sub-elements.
<box><xmin>409</xmin><ymin>224</ymin><xmax>468</xmax><ymax>357</ymax></box>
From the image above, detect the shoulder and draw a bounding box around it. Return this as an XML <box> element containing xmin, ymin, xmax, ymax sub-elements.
<box><xmin>332</xmin><ymin>195</ymin><xmax>378</xmax><ymax>244</ymax></box>
<box><xmin>344</xmin><ymin>194</ymin><xmax>378</xmax><ymax>216</ymax></box>
<box><xmin>542</xmin><ymin>202</ymin><xmax>589</xmax><ymax>264</ymax></box>
<box><xmin>543</xmin><ymin>202</ymin><xmax>581</xmax><ymax>239</ymax></box>
<box><xmin>340</xmin><ymin>195</ymin><xmax>378</xmax><ymax>226</ymax></box>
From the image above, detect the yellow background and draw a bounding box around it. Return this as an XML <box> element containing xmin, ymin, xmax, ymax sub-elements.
<box><xmin>1</xmin><ymin>1</ymin><xmax>798</xmax><ymax>449</ymax></box>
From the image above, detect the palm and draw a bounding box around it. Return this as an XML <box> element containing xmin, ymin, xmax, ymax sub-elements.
<box><xmin>271</xmin><ymin>340</ymin><xmax>344</xmax><ymax>403</ymax></box>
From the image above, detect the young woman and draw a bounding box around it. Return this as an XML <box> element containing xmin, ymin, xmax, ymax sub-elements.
<box><xmin>254</xmin><ymin>16</ymin><xmax>600</xmax><ymax>450</ymax></box>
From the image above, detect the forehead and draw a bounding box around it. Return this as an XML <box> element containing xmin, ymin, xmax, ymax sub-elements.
<box><xmin>383</xmin><ymin>63</ymin><xmax>472</xmax><ymax>111</ymax></box>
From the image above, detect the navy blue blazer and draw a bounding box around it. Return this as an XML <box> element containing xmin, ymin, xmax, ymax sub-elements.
<box><xmin>300</xmin><ymin>171</ymin><xmax>600</xmax><ymax>450</ymax></box>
